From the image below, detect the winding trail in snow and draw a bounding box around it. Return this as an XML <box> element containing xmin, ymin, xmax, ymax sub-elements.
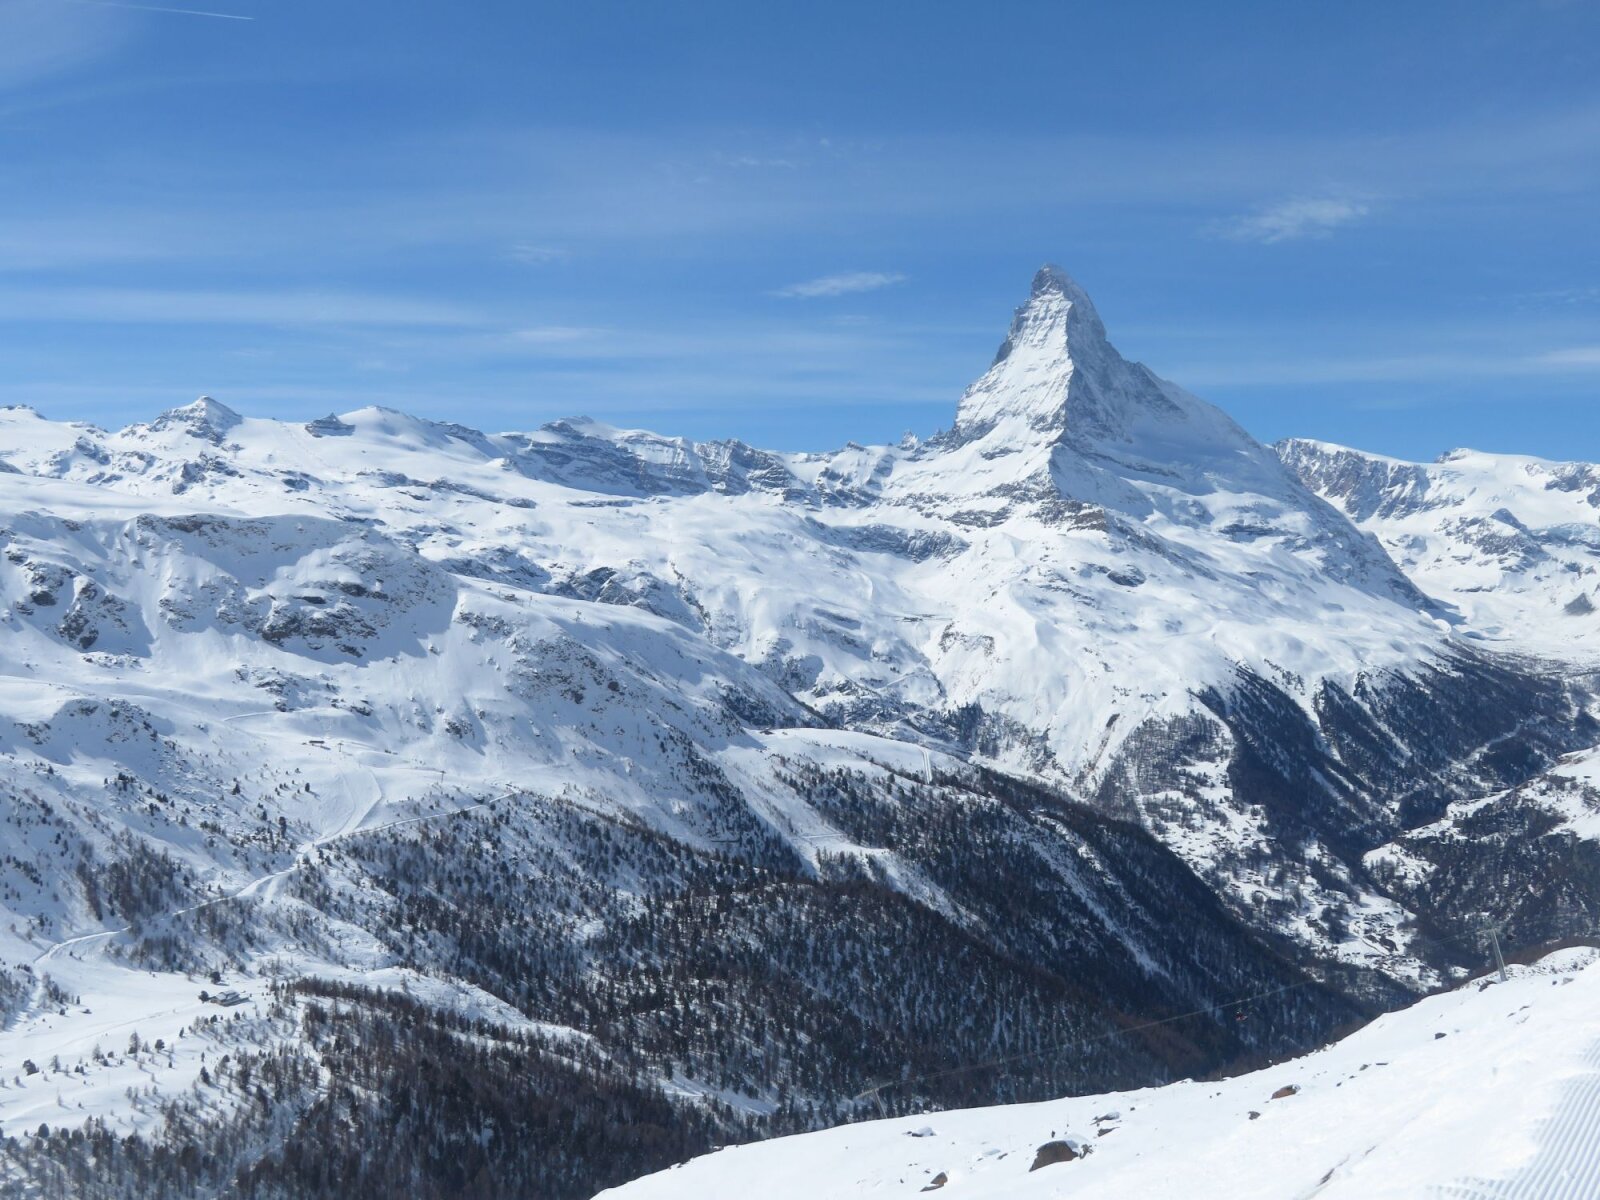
<box><xmin>25</xmin><ymin>783</ymin><xmax>525</xmax><ymax>1011</ymax></box>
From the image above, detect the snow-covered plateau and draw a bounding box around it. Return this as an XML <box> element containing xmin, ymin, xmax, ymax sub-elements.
<box><xmin>0</xmin><ymin>266</ymin><xmax>1594</xmax><ymax>1197</ymax></box>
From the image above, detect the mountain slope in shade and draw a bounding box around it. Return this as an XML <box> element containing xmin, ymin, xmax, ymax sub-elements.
<box><xmin>0</xmin><ymin>465</ymin><xmax>1375</xmax><ymax>1197</ymax></box>
<box><xmin>600</xmin><ymin>949</ymin><xmax>1600</xmax><ymax>1200</ymax></box>
<box><xmin>1369</xmin><ymin>742</ymin><xmax>1600</xmax><ymax>951</ymax></box>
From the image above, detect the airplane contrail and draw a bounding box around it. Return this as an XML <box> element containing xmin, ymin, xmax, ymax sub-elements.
<box><xmin>58</xmin><ymin>0</ymin><xmax>254</xmax><ymax>19</ymax></box>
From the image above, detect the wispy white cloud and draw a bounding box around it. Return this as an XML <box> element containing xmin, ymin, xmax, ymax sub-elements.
<box><xmin>56</xmin><ymin>0</ymin><xmax>252</xmax><ymax>20</ymax></box>
<box><xmin>1512</xmin><ymin>286</ymin><xmax>1600</xmax><ymax>310</ymax></box>
<box><xmin>774</xmin><ymin>271</ymin><xmax>906</xmax><ymax>299</ymax></box>
<box><xmin>0</xmin><ymin>0</ymin><xmax>126</xmax><ymax>91</ymax></box>
<box><xmin>510</xmin><ymin>325</ymin><xmax>607</xmax><ymax>344</ymax></box>
<box><xmin>1217</xmin><ymin>197</ymin><xmax>1371</xmax><ymax>244</ymax></box>
<box><xmin>1536</xmin><ymin>345</ymin><xmax>1600</xmax><ymax>367</ymax></box>
<box><xmin>0</xmin><ymin>286</ymin><xmax>479</xmax><ymax>326</ymax></box>
<box><xmin>716</xmin><ymin>152</ymin><xmax>798</xmax><ymax>170</ymax></box>
<box><xmin>6</xmin><ymin>101</ymin><xmax>1595</xmax><ymax>277</ymax></box>
<box><xmin>508</xmin><ymin>243</ymin><xmax>569</xmax><ymax>265</ymax></box>
<box><xmin>1168</xmin><ymin>345</ymin><xmax>1600</xmax><ymax>388</ymax></box>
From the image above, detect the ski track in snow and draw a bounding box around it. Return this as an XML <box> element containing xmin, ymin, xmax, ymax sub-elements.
<box><xmin>1</xmin><ymin>782</ymin><xmax>531</xmax><ymax>1140</ymax></box>
<box><xmin>26</xmin><ymin>783</ymin><xmax>523</xmax><ymax>987</ymax></box>
<box><xmin>1436</xmin><ymin>1040</ymin><xmax>1600</xmax><ymax>1200</ymax></box>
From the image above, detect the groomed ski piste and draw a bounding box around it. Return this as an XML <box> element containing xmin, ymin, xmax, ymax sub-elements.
<box><xmin>601</xmin><ymin>949</ymin><xmax>1600</xmax><ymax>1200</ymax></box>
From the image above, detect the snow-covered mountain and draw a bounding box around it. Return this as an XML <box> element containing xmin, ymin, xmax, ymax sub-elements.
<box><xmin>1277</xmin><ymin>436</ymin><xmax>1600</xmax><ymax>661</ymax></box>
<box><xmin>601</xmin><ymin>948</ymin><xmax>1600</xmax><ymax>1200</ymax></box>
<box><xmin>0</xmin><ymin>266</ymin><xmax>1595</xmax><ymax>1198</ymax></box>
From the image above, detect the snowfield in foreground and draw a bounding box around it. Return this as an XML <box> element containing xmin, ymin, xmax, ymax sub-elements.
<box><xmin>602</xmin><ymin>949</ymin><xmax>1600</xmax><ymax>1200</ymax></box>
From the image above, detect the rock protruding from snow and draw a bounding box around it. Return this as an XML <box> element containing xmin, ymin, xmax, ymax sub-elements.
<box><xmin>305</xmin><ymin>413</ymin><xmax>355</xmax><ymax>437</ymax></box>
<box><xmin>1028</xmin><ymin>1139</ymin><xmax>1085</xmax><ymax>1170</ymax></box>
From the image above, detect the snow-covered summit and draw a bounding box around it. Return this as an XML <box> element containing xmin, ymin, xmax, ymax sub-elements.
<box><xmin>0</xmin><ymin>270</ymin><xmax>1582</xmax><ymax>966</ymax></box>
<box><xmin>922</xmin><ymin>269</ymin><xmax>1375</xmax><ymax>599</ymax></box>
<box><xmin>0</xmin><ymin>264</ymin><xmax>1597</xmax><ymax>1198</ymax></box>
<box><xmin>144</xmin><ymin>395</ymin><xmax>243</xmax><ymax>444</ymax></box>
<box><xmin>949</xmin><ymin>264</ymin><xmax>1256</xmax><ymax>468</ymax></box>
<box><xmin>953</xmin><ymin>264</ymin><xmax>1112</xmax><ymax>440</ymax></box>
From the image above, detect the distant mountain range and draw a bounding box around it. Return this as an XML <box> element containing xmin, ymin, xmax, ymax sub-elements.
<box><xmin>0</xmin><ymin>266</ymin><xmax>1595</xmax><ymax>1199</ymax></box>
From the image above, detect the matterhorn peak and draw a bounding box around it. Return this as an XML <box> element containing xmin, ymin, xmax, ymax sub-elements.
<box><xmin>997</xmin><ymin>264</ymin><xmax>1110</xmax><ymax>364</ymax></box>
<box><xmin>941</xmin><ymin>266</ymin><xmax>1296</xmax><ymax>503</ymax></box>
<box><xmin>1024</xmin><ymin>263</ymin><xmax>1105</xmax><ymax>333</ymax></box>
<box><xmin>951</xmin><ymin>264</ymin><xmax>1140</xmax><ymax>446</ymax></box>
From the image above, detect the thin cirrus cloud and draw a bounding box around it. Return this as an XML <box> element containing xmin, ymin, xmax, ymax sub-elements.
<box><xmin>1538</xmin><ymin>346</ymin><xmax>1600</xmax><ymax>367</ymax></box>
<box><xmin>1169</xmin><ymin>346</ymin><xmax>1600</xmax><ymax>389</ymax></box>
<box><xmin>0</xmin><ymin>286</ymin><xmax>480</xmax><ymax>326</ymax></box>
<box><xmin>508</xmin><ymin>243</ymin><xmax>570</xmax><ymax>265</ymax></box>
<box><xmin>774</xmin><ymin>271</ymin><xmax>907</xmax><ymax>299</ymax></box>
<box><xmin>0</xmin><ymin>0</ymin><xmax>126</xmax><ymax>91</ymax></box>
<box><xmin>1218</xmin><ymin>197</ymin><xmax>1371</xmax><ymax>244</ymax></box>
<box><xmin>510</xmin><ymin>325</ymin><xmax>607</xmax><ymax>345</ymax></box>
<box><xmin>55</xmin><ymin>1</ymin><xmax>252</xmax><ymax>19</ymax></box>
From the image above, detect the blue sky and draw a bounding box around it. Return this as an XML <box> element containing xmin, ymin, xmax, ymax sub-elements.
<box><xmin>2</xmin><ymin>0</ymin><xmax>1598</xmax><ymax>461</ymax></box>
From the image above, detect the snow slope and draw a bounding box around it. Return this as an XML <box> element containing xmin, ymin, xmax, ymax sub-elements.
<box><xmin>0</xmin><ymin>268</ymin><xmax>1592</xmax><ymax>1008</ymax></box>
<box><xmin>1278</xmin><ymin>438</ymin><xmax>1600</xmax><ymax>662</ymax></box>
<box><xmin>1364</xmin><ymin>742</ymin><xmax>1600</xmax><ymax>952</ymax></box>
<box><xmin>601</xmin><ymin>949</ymin><xmax>1600</xmax><ymax>1200</ymax></box>
<box><xmin>4</xmin><ymin>269</ymin><xmax>1582</xmax><ymax>981</ymax></box>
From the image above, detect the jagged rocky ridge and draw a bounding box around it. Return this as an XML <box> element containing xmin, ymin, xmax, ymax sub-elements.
<box><xmin>1277</xmin><ymin>436</ymin><xmax>1600</xmax><ymax>658</ymax></box>
<box><xmin>0</xmin><ymin>266</ymin><xmax>1594</xmax><ymax>1198</ymax></box>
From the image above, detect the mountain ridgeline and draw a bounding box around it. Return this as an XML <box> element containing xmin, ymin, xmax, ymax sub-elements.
<box><xmin>0</xmin><ymin>266</ymin><xmax>1595</xmax><ymax>1199</ymax></box>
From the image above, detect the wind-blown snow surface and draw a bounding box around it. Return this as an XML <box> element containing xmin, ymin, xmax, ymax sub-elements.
<box><xmin>601</xmin><ymin>950</ymin><xmax>1600</xmax><ymax>1200</ymax></box>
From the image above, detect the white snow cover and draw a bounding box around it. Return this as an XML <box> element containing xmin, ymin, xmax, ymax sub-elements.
<box><xmin>1375</xmin><ymin>742</ymin><xmax>1600</xmax><ymax>877</ymax></box>
<box><xmin>1278</xmin><ymin>437</ymin><xmax>1600</xmax><ymax>662</ymax></box>
<box><xmin>0</xmin><ymin>271</ymin><xmax>1463</xmax><ymax>793</ymax></box>
<box><xmin>0</xmin><ymin>270</ymin><xmax>1507</xmax><ymax>993</ymax></box>
<box><xmin>601</xmin><ymin>950</ymin><xmax>1600</xmax><ymax>1200</ymax></box>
